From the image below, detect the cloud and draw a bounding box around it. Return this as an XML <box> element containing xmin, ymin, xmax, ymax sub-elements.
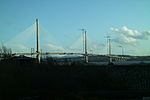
<box><xmin>110</xmin><ymin>26</ymin><xmax>150</xmax><ymax>45</ymax></box>
<box><xmin>112</xmin><ymin>34</ymin><xmax>137</xmax><ymax>45</ymax></box>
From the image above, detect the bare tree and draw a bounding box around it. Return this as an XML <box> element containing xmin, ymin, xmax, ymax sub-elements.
<box><xmin>0</xmin><ymin>45</ymin><xmax>12</xmax><ymax>59</ymax></box>
<box><xmin>0</xmin><ymin>47</ymin><xmax>2</xmax><ymax>58</ymax></box>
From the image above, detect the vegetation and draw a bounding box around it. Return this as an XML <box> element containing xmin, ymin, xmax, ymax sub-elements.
<box><xmin>0</xmin><ymin>62</ymin><xmax>150</xmax><ymax>99</ymax></box>
<box><xmin>0</xmin><ymin>45</ymin><xmax>12</xmax><ymax>60</ymax></box>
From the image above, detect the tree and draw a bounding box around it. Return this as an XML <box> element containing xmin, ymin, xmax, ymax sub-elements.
<box><xmin>0</xmin><ymin>45</ymin><xmax>12</xmax><ymax>59</ymax></box>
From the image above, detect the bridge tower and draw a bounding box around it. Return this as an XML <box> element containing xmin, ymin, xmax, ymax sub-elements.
<box><xmin>108</xmin><ymin>36</ymin><xmax>112</xmax><ymax>64</ymax></box>
<box><xmin>36</xmin><ymin>19</ymin><xmax>40</xmax><ymax>64</ymax></box>
<box><xmin>84</xmin><ymin>30</ymin><xmax>88</xmax><ymax>63</ymax></box>
<box><xmin>80</xmin><ymin>29</ymin><xmax>88</xmax><ymax>63</ymax></box>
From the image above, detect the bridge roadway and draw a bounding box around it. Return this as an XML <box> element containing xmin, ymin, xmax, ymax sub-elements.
<box><xmin>13</xmin><ymin>52</ymin><xmax>84</xmax><ymax>56</ymax></box>
<box><xmin>12</xmin><ymin>52</ymin><xmax>129</xmax><ymax>61</ymax></box>
<box><xmin>13</xmin><ymin>52</ymin><xmax>103</xmax><ymax>56</ymax></box>
<box><xmin>14</xmin><ymin>52</ymin><xmax>128</xmax><ymax>56</ymax></box>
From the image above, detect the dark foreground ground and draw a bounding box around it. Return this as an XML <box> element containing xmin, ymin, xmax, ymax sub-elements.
<box><xmin>0</xmin><ymin>62</ymin><xmax>150</xmax><ymax>100</ymax></box>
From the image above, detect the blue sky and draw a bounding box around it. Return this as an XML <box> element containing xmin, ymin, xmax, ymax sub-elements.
<box><xmin>0</xmin><ymin>0</ymin><xmax>150</xmax><ymax>55</ymax></box>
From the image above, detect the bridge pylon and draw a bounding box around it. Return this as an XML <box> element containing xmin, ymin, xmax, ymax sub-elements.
<box><xmin>36</xmin><ymin>18</ymin><xmax>40</xmax><ymax>64</ymax></box>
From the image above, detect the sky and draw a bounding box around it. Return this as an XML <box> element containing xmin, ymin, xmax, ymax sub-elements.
<box><xmin>0</xmin><ymin>0</ymin><xmax>150</xmax><ymax>55</ymax></box>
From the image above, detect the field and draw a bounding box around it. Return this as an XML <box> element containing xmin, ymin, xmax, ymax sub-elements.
<box><xmin>0</xmin><ymin>62</ymin><xmax>150</xmax><ymax>100</ymax></box>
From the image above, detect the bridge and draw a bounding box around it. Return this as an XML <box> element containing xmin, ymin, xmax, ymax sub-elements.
<box><xmin>4</xmin><ymin>19</ymin><xmax>128</xmax><ymax>64</ymax></box>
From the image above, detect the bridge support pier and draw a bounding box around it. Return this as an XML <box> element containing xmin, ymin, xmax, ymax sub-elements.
<box><xmin>85</xmin><ymin>55</ymin><xmax>88</xmax><ymax>63</ymax></box>
<box><xmin>37</xmin><ymin>53</ymin><xmax>40</xmax><ymax>64</ymax></box>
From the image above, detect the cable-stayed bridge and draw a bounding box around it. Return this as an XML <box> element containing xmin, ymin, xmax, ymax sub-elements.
<box><xmin>4</xmin><ymin>19</ymin><xmax>128</xmax><ymax>63</ymax></box>
<box><xmin>5</xmin><ymin>19</ymin><xmax>105</xmax><ymax>54</ymax></box>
